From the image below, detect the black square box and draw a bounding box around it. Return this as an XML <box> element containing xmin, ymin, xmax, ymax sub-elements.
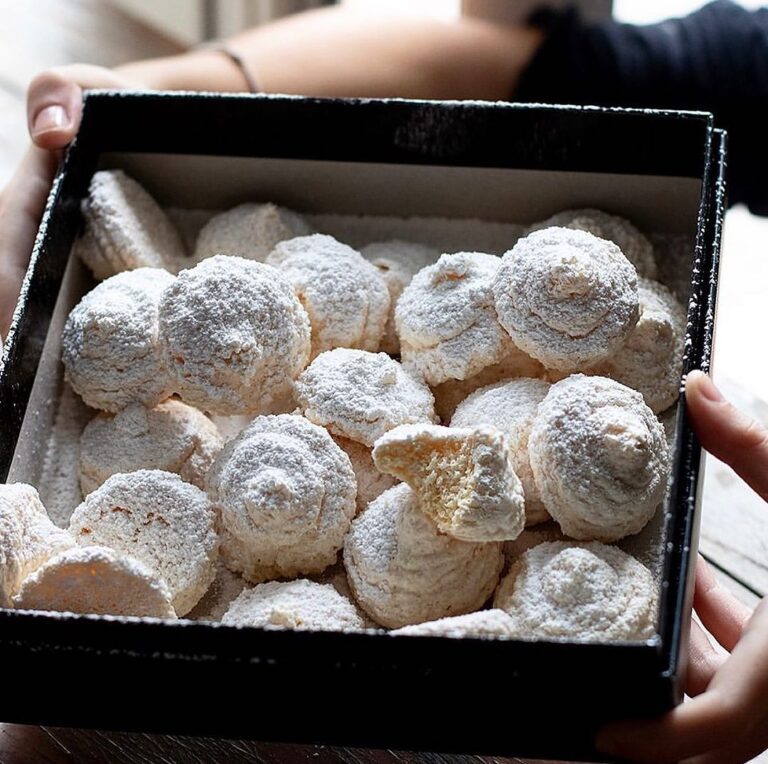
<box><xmin>0</xmin><ymin>93</ymin><xmax>726</xmax><ymax>761</ymax></box>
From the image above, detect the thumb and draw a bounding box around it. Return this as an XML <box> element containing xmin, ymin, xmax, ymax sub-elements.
<box><xmin>27</xmin><ymin>64</ymin><xmax>136</xmax><ymax>150</ymax></box>
<box><xmin>27</xmin><ymin>69</ymin><xmax>84</xmax><ymax>150</ymax></box>
<box><xmin>685</xmin><ymin>370</ymin><xmax>768</xmax><ymax>502</ymax></box>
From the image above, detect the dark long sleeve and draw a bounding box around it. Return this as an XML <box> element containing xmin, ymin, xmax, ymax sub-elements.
<box><xmin>515</xmin><ymin>1</ymin><xmax>768</xmax><ymax>215</ymax></box>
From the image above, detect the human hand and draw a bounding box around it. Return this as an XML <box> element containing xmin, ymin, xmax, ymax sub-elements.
<box><xmin>597</xmin><ymin>370</ymin><xmax>768</xmax><ymax>763</ymax></box>
<box><xmin>0</xmin><ymin>65</ymin><xmax>137</xmax><ymax>339</ymax></box>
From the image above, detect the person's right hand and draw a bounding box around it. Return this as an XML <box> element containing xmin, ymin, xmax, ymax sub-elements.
<box><xmin>597</xmin><ymin>370</ymin><xmax>768</xmax><ymax>763</ymax></box>
<box><xmin>0</xmin><ymin>65</ymin><xmax>139</xmax><ymax>339</ymax></box>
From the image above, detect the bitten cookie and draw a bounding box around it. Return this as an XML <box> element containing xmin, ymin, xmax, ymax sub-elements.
<box><xmin>267</xmin><ymin>234</ymin><xmax>390</xmax><ymax>358</ymax></box>
<box><xmin>79</xmin><ymin>400</ymin><xmax>223</xmax><ymax>496</ymax></box>
<box><xmin>194</xmin><ymin>203</ymin><xmax>312</xmax><ymax>263</ymax></box>
<box><xmin>62</xmin><ymin>268</ymin><xmax>175</xmax><ymax>412</ymax></box>
<box><xmin>296</xmin><ymin>348</ymin><xmax>436</xmax><ymax>447</ymax></box>
<box><xmin>452</xmin><ymin>378</ymin><xmax>552</xmax><ymax>526</ymax></box>
<box><xmin>528</xmin><ymin>375</ymin><xmax>669</xmax><ymax>542</ymax></box>
<box><xmin>589</xmin><ymin>279</ymin><xmax>687</xmax><ymax>413</ymax></box>
<box><xmin>343</xmin><ymin>484</ymin><xmax>503</xmax><ymax>628</ymax></box>
<box><xmin>361</xmin><ymin>239</ymin><xmax>440</xmax><ymax>355</ymax></box>
<box><xmin>528</xmin><ymin>208</ymin><xmax>657</xmax><ymax>279</ymax></box>
<box><xmin>396</xmin><ymin>252</ymin><xmax>512</xmax><ymax>385</ymax></box>
<box><xmin>14</xmin><ymin>545</ymin><xmax>176</xmax><ymax>619</ymax></box>
<box><xmin>77</xmin><ymin>169</ymin><xmax>186</xmax><ymax>279</ymax></box>
<box><xmin>206</xmin><ymin>415</ymin><xmax>357</xmax><ymax>583</ymax></box>
<box><xmin>68</xmin><ymin>470</ymin><xmax>218</xmax><ymax>615</ymax></box>
<box><xmin>222</xmin><ymin>579</ymin><xmax>365</xmax><ymax>631</ymax></box>
<box><xmin>494</xmin><ymin>541</ymin><xmax>657</xmax><ymax>641</ymax></box>
<box><xmin>373</xmin><ymin>424</ymin><xmax>525</xmax><ymax>542</ymax></box>
<box><xmin>492</xmin><ymin>228</ymin><xmax>639</xmax><ymax>371</ymax></box>
<box><xmin>0</xmin><ymin>483</ymin><xmax>74</xmax><ymax>607</ymax></box>
<box><xmin>158</xmin><ymin>255</ymin><xmax>311</xmax><ymax>415</ymax></box>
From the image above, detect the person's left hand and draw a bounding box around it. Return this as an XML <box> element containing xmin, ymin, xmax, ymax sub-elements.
<box><xmin>0</xmin><ymin>65</ymin><xmax>137</xmax><ymax>339</ymax></box>
<box><xmin>597</xmin><ymin>370</ymin><xmax>768</xmax><ymax>763</ymax></box>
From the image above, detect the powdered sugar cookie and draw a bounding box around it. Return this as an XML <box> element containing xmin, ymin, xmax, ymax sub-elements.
<box><xmin>343</xmin><ymin>484</ymin><xmax>503</xmax><ymax>628</ymax></box>
<box><xmin>332</xmin><ymin>436</ymin><xmax>397</xmax><ymax>512</ymax></box>
<box><xmin>494</xmin><ymin>541</ymin><xmax>657</xmax><ymax>641</ymax></box>
<box><xmin>68</xmin><ymin>470</ymin><xmax>218</xmax><ymax>615</ymax></box>
<box><xmin>396</xmin><ymin>252</ymin><xmax>510</xmax><ymax>385</ymax></box>
<box><xmin>296</xmin><ymin>349</ymin><xmax>436</xmax><ymax>447</ymax></box>
<box><xmin>373</xmin><ymin>424</ymin><xmax>525</xmax><ymax>543</ymax></box>
<box><xmin>79</xmin><ymin>400</ymin><xmax>224</xmax><ymax>496</ymax></box>
<box><xmin>493</xmin><ymin>228</ymin><xmax>639</xmax><ymax>371</ymax></box>
<box><xmin>194</xmin><ymin>203</ymin><xmax>312</xmax><ymax>263</ymax></box>
<box><xmin>431</xmin><ymin>343</ymin><xmax>544</xmax><ymax>423</ymax></box>
<box><xmin>77</xmin><ymin>169</ymin><xmax>186</xmax><ymax>279</ymax></box>
<box><xmin>267</xmin><ymin>234</ymin><xmax>390</xmax><ymax>358</ymax></box>
<box><xmin>528</xmin><ymin>208</ymin><xmax>657</xmax><ymax>279</ymax></box>
<box><xmin>0</xmin><ymin>483</ymin><xmax>74</xmax><ymax>607</ymax></box>
<box><xmin>222</xmin><ymin>579</ymin><xmax>365</xmax><ymax>631</ymax></box>
<box><xmin>529</xmin><ymin>375</ymin><xmax>669</xmax><ymax>542</ymax></box>
<box><xmin>206</xmin><ymin>414</ymin><xmax>357</xmax><ymax>583</ymax></box>
<box><xmin>14</xmin><ymin>545</ymin><xmax>176</xmax><ymax>619</ymax></box>
<box><xmin>361</xmin><ymin>239</ymin><xmax>440</xmax><ymax>354</ymax></box>
<box><xmin>62</xmin><ymin>268</ymin><xmax>175</xmax><ymax>412</ymax></box>
<box><xmin>393</xmin><ymin>609</ymin><xmax>516</xmax><ymax>638</ymax></box>
<box><xmin>589</xmin><ymin>279</ymin><xmax>687</xmax><ymax>413</ymax></box>
<box><xmin>158</xmin><ymin>255</ymin><xmax>310</xmax><ymax>415</ymax></box>
<box><xmin>451</xmin><ymin>378</ymin><xmax>552</xmax><ymax>526</ymax></box>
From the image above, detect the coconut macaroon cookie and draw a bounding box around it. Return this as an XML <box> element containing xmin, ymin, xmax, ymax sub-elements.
<box><xmin>528</xmin><ymin>208</ymin><xmax>657</xmax><ymax>280</ymax></box>
<box><xmin>79</xmin><ymin>401</ymin><xmax>224</xmax><ymax>496</ymax></box>
<box><xmin>207</xmin><ymin>414</ymin><xmax>357</xmax><ymax>583</ymax></box>
<box><xmin>373</xmin><ymin>424</ymin><xmax>525</xmax><ymax>543</ymax></box>
<box><xmin>492</xmin><ymin>228</ymin><xmax>639</xmax><ymax>371</ymax></box>
<box><xmin>158</xmin><ymin>255</ymin><xmax>310</xmax><ymax>416</ymax></box>
<box><xmin>193</xmin><ymin>203</ymin><xmax>312</xmax><ymax>263</ymax></box>
<box><xmin>396</xmin><ymin>252</ymin><xmax>511</xmax><ymax>385</ymax></box>
<box><xmin>361</xmin><ymin>239</ymin><xmax>440</xmax><ymax>355</ymax></box>
<box><xmin>222</xmin><ymin>579</ymin><xmax>365</xmax><ymax>631</ymax></box>
<box><xmin>296</xmin><ymin>349</ymin><xmax>436</xmax><ymax>447</ymax></box>
<box><xmin>0</xmin><ymin>484</ymin><xmax>75</xmax><ymax>607</ymax></box>
<box><xmin>68</xmin><ymin>470</ymin><xmax>218</xmax><ymax>616</ymax></box>
<box><xmin>62</xmin><ymin>268</ymin><xmax>175</xmax><ymax>412</ymax></box>
<box><xmin>332</xmin><ymin>436</ymin><xmax>398</xmax><ymax>512</ymax></box>
<box><xmin>14</xmin><ymin>546</ymin><xmax>177</xmax><ymax>619</ymax></box>
<box><xmin>267</xmin><ymin>234</ymin><xmax>390</xmax><ymax>358</ymax></box>
<box><xmin>589</xmin><ymin>279</ymin><xmax>687</xmax><ymax>413</ymax></box>
<box><xmin>343</xmin><ymin>484</ymin><xmax>504</xmax><ymax>629</ymax></box>
<box><xmin>494</xmin><ymin>541</ymin><xmax>658</xmax><ymax>641</ymax></box>
<box><xmin>529</xmin><ymin>375</ymin><xmax>669</xmax><ymax>542</ymax></box>
<box><xmin>431</xmin><ymin>343</ymin><xmax>544</xmax><ymax>423</ymax></box>
<box><xmin>393</xmin><ymin>609</ymin><xmax>516</xmax><ymax>638</ymax></box>
<box><xmin>452</xmin><ymin>378</ymin><xmax>552</xmax><ymax>526</ymax></box>
<box><xmin>77</xmin><ymin>169</ymin><xmax>186</xmax><ymax>280</ymax></box>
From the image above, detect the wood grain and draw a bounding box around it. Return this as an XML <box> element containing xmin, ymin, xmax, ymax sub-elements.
<box><xmin>0</xmin><ymin>726</ymin><xmax>541</xmax><ymax>764</ymax></box>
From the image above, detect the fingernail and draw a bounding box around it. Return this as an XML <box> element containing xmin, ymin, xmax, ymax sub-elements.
<box><xmin>687</xmin><ymin>370</ymin><xmax>724</xmax><ymax>402</ymax></box>
<box><xmin>32</xmin><ymin>104</ymin><xmax>68</xmax><ymax>135</ymax></box>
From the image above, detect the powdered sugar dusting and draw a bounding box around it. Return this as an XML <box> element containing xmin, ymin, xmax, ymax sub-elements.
<box><xmin>267</xmin><ymin>234</ymin><xmax>390</xmax><ymax>358</ymax></box>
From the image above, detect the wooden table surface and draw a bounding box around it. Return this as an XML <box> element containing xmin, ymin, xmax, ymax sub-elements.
<box><xmin>1</xmin><ymin>1</ymin><xmax>767</xmax><ymax>762</ymax></box>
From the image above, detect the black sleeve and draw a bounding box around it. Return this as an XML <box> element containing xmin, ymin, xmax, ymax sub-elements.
<box><xmin>515</xmin><ymin>0</ymin><xmax>768</xmax><ymax>215</ymax></box>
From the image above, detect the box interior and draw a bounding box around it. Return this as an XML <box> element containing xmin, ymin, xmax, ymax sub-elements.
<box><xmin>7</xmin><ymin>150</ymin><xmax>701</xmax><ymax>635</ymax></box>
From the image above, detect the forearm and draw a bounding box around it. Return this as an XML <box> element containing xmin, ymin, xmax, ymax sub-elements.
<box><xmin>115</xmin><ymin>6</ymin><xmax>543</xmax><ymax>100</ymax></box>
